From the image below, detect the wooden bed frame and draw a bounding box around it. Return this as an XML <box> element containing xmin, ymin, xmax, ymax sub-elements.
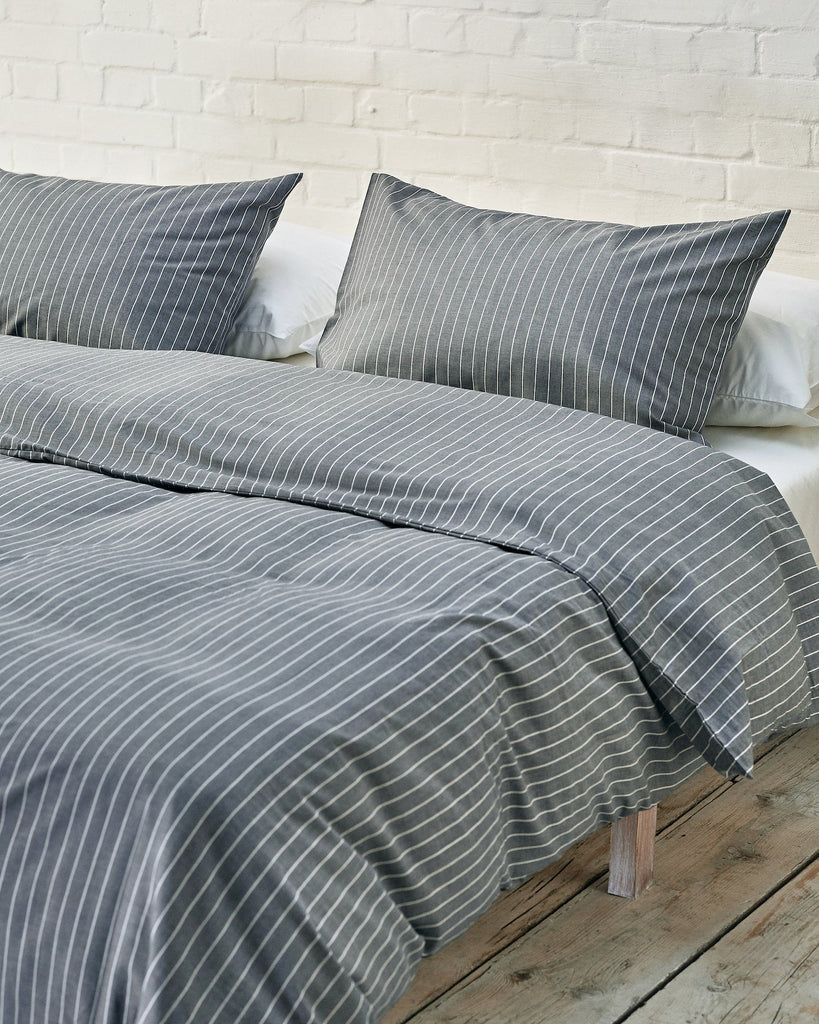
<box><xmin>608</xmin><ymin>806</ymin><xmax>657</xmax><ymax>898</ymax></box>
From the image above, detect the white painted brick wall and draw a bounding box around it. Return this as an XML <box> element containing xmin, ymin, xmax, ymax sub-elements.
<box><xmin>0</xmin><ymin>0</ymin><xmax>817</xmax><ymax>275</ymax></box>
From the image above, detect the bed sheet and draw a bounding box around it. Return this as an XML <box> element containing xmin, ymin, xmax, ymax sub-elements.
<box><xmin>706</xmin><ymin>425</ymin><xmax>819</xmax><ymax>564</ymax></box>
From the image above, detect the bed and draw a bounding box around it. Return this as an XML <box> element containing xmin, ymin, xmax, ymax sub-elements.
<box><xmin>0</xmin><ymin>167</ymin><xmax>817</xmax><ymax>1024</ymax></box>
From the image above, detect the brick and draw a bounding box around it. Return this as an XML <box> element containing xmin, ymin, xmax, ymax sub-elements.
<box><xmin>305</xmin><ymin>4</ymin><xmax>358</xmax><ymax>42</ymax></box>
<box><xmin>177</xmin><ymin>38</ymin><xmax>279</xmax><ymax>80</ymax></box>
<box><xmin>277</xmin><ymin>44</ymin><xmax>376</xmax><ymax>84</ymax></box>
<box><xmin>202</xmin><ymin>157</ymin><xmax>258</xmax><ymax>183</ymax></box>
<box><xmin>200</xmin><ymin>0</ymin><xmax>262</xmax><ymax>38</ymax></box>
<box><xmin>104</xmin><ymin>69</ymin><xmax>152</xmax><ymax>109</ymax></box>
<box><xmin>1</xmin><ymin>23</ymin><xmax>79</xmax><ymax>61</ymax></box>
<box><xmin>531</xmin><ymin>63</ymin><xmax>636</xmax><ymax>110</ymax></box>
<box><xmin>354</xmin><ymin>89</ymin><xmax>408</xmax><ymax>130</ymax></box>
<box><xmin>463</xmin><ymin>98</ymin><xmax>520</xmax><ymax>139</ymax></box>
<box><xmin>153</xmin><ymin>75</ymin><xmax>202</xmax><ymax>113</ymax></box>
<box><xmin>727</xmin><ymin>0</ymin><xmax>819</xmax><ymax>30</ymax></box>
<box><xmin>696</xmin><ymin>201</ymin><xmax>762</xmax><ymax>224</ymax></box>
<box><xmin>691</xmin><ymin>30</ymin><xmax>756</xmax><ymax>75</ymax></box>
<box><xmin>176</xmin><ymin>114</ymin><xmax>277</xmax><ymax>160</ymax></box>
<box><xmin>11</xmin><ymin>137</ymin><xmax>62</xmax><ymax>173</ymax></box>
<box><xmin>82</xmin><ymin>30</ymin><xmax>174</xmax><ymax>70</ymax></box>
<box><xmin>281</xmin><ymin>199</ymin><xmax>359</xmax><ymax>239</ymax></box>
<box><xmin>693</xmin><ymin>115</ymin><xmax>752</xmax><ymax>159</ymax></box>
<box><xmin>276</xmin><ymin>123</ymin><xmax>379</xmax><ymax>167</ymax></box>
<box><xmin>491</xmin><ymin>56</ymin><xmax>568</xmax><ymax>100</ymax></box>
<box><xmin>81</xmin><ymin>106</ymin><xmax>174</xmax><ymax>148</ymax></box>
<box><xmin>753</xmin><ymin>121</ymin><xmax>811</xmax><ymax>166</ymax></box>
<box><xmin>580</xmin><ymin>22</ymin><xmax>639</xmax><ymax>65</ymax></box>
<box><xmin>381</xmin><ymin>133</ymin><xmax>491</xmax><ymax>176</ymax></box>
<box><xmin>377</xmin><ymin>0</ymin><xmax>481</xmax><ymax>8</ymax></box>
<box><xmin>771</xmin><ymin>210</ymin><xmax>819</xmax><ymax>257</ymax></box>
<box><xmin>151</xmin><ymin>0</ymin><xmax>202</xmax><ymax>36</ymax></box>
<box><xmin>356</xmin><ymin>7</ymin><xmax>408</xmax><ymax>47</ymax></box>
<box><xmin>574</xmin><ymin>190</ymin><xmax>641</xmax><ymax>226</ymax></box>
<box><xmin>573</xmin><ymin>105</ymin><xmax>633</xmax><ymax>148</ymax></box>
<box><xmin>379</xmin><ymin>50</ymin><xmax>488</xmax><ymax>94</ymax></box>
<box><xmin>304</xmin><ymin>85</ymin><xmax>356</xmax><ymax>125</ymax></box>
<box><xmin>104</xmin><ymin>0</ymin><xmax>151</xmax><ymax>30</ymax></box>
<box><xmin>0</xmin><ymin>65</ymin><xmax>11</xmax><ymax>99</ymax></box>
<box><xmin>58</xmin><ymin>64</ymin><xmax>104</xmax><ymax>104</ymax></box>
<box><xmin>247</xmin><ymin>160</ymin><xmax>310</xmax><ymax>183</ymax></box>
<box><xmin>522</xmin><ymin>19</ymin><xmax>577</xmax><ymax>59</ymax></box>
<box><xmin>517</xmin><ymin>100</ymin><xmax>575</xmax><ymax>142</ymax></box>
<box><xmin>305</xmin><ymin>168</ymin><xmax>364</xmax><ymax>207</ymax></box>
<box><xmin>9</xmin><ymin>0</ymin><xmax>96</xmax><ymax>22</ymax></box>
<box><xmin>724</xmin><ymin>76</ymin><xmax>819</xmax><ymax>119</ymax></box>
<box><xmin>13</xmin><ymin>62</ymin><xmax>58</xmax><ymax>100</ymax></box>
<box><xmin>203</xmin><ymin>83</ymin><xmax>254</xmax><ymax>118</ymax></box>
<box><xmin>0</xmin><ymin>138</ymin><xmax>14</xmax><ymax>169</ymax></box>
<box><xmin>582</xmin><ymin>23</ymin><xmax>695</xmax><ymax>72</ymax></box>
<box><xmin>246</xmin><ymin>2</ymin><xmax>305</xmax><ymax>42</ymax></box>
<box><xmin>7</xmin><ymin>0</ymin><xmax>56</xmax><ymax>23</ymax></box>
<box><xmin>492</xmin><ymin>142</ymin><xmax>608</xmax><ymax>189</ymax></box>
<box><xmin>409</xmin><ymin>94</ymin><xmax>463</xmax><ymax>134</ymax></box>
<box><xmin>634</xmin><ymin>110</ymin><xmax>696</xmax><ymax>155</ymax></box>
<box><xmin>759</xmin><ymin>31</ymin><xmax>819</xmax><ymax>77</ymax></box>
<box><xmin>610</xmin><ymin>152</ymin><xmax>726</xmax><ymax>201</ymax></box>
<box><xmin>464</xmin><ymin>15</ymin><xmax>521</xmax><ymax>56</ymax></box>
<box><xmin>60</xmin><ymin>142</ymin><xmax>108</xmax><ymax>181</ymax></box>
<box><xmin>410</xmin><ymin>10</ymin><xmax>466</xmax><ymax>52</ymax></box>
<box><xmin>104</xmin><ymin>146</ymin><xmax>155</xmax><ymax>183</ymax></box>
<box><xmin>199</xmin><ymin>1</ymin><xmax>304</xmax><ymax>41</ymax></box>
<box><xmin>728</xmin><ymin>164</ymin><xmax>819</xmax><ymax>211</ymax></box>
<box><xmin>633</xmin><ymin>193</ymin><xmax>710</xmax><ymax>226</ymax></box>
<box><xmin>538</xmin><ymin>0</ymin><xmax>605</xmax><ymax>13</ymax></box>
<box><xmin>154</xmin><ymin>150</ymin><xmax>206</xmax><ymax>184</ymax></box>
<box><xmin>463</xmin><ymin>178</ymin><xmax>530</xmax><ymax>213</ymax></box>
<box><xmin>607</xmin><ymin>0</ymin><xmax>724</xmax><ymax>23</ymax></box>
<box><xmin>254</xmin><ymin>83</ymin><xmax>304</xmax><ymax>122</ymax></box>
<box><xmin>0</xmin><ymin>97</ymin><xmax>78</xmax><ymax>138</ymax></box>
<box><xmin>486</xmin><ymin>0</ymin><xmax>542</xmax><ymax>12</ymax></box>
<box><xmin>55</xmin><ymin>0</ymin><xmax>101</xmax><ymax>25</ymax></box>
<box><xmin>654</xmin><ymin>73</ymin><xmax>727</xmax><ymax>114</ymax></box>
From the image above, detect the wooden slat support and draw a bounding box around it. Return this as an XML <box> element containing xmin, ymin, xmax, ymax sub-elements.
<box><xmin>608</xmin><ymin>805</ymin><xmax>657</xmax><ymax>898</ymax></box>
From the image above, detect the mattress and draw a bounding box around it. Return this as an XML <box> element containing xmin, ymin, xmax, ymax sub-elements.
<box><xmin>706</xmin><ymin>425</ymin><xmax>819</xmax><ymax>564</ymax></box>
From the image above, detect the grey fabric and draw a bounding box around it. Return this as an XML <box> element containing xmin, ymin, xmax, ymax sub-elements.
<box><xmin>0</xmin><ymin>168</ymin><xmax>301</xmax><ymax>353</ymax></box>
<box><xmin>317</xmin><ymin>174</ymin><xmax>788</xmax><ymax>443</ymax></box>
<box><xmin>0</xmin><ymin>339</ymin><xmax>817</xmax><ymax>1024</ymax></box>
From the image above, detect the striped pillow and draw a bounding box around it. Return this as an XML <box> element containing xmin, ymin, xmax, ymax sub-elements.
<box><xmin>317</xmin><ymin>174</ymin><xmax>788</xmax><ymax>442</ymax></box>
<box><xmin>0</xmin><ymin>169</ymin><xmax>302</xmax><ymax>353</ymax></box>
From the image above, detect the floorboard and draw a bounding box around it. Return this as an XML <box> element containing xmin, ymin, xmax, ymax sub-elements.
<box><xmin>384</xmin><ymin>724</ymin><xmax>819</xmax><ymax>1024</ymax></box>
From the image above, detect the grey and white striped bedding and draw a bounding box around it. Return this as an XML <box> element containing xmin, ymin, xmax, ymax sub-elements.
<box><xmin>1</xmin><ymin>337</ymin><xmax>817</xmax><ymax>1024</ymax></box>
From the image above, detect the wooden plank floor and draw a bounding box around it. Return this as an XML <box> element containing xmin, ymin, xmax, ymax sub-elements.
<box><xmin>383</xmin><ymin>723</ymin><xmax>819</xmax><ymax>1024</ymax></box>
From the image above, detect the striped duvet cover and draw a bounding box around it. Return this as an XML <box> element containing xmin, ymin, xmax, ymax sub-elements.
<box><xmin>1</xmin><ymin>338</ymin><xmax>817</xmax><ymax>1024</ymax></box>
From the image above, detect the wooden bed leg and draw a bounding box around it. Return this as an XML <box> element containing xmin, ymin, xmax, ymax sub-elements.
<box><xmin>608</xmin><ymin>805</ymin><xmax>657</xmax><ymax>899</ymax></box>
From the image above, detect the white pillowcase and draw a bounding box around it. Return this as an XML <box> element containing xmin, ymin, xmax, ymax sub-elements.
<box><xmin>707</xmin><ymin>270</ymin><xmax>819</xmax><ymax>428</ymax></box>
<box><xmin>223</xmin><ymin>221</ymin><xmax>352</xmax><ymax>360</ymax></box>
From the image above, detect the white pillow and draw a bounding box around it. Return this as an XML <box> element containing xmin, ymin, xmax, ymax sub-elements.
<box><xmin>223</xmin><ymin>221</ymin><xmax>352</xmax><ymax>360</ymax></box>
<box><xmin>707</xmin><ymin>270</ymin><xmax>819</xmax><ymax>428</ymax></box>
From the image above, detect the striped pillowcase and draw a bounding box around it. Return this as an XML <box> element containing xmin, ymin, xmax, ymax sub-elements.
<box><xmin>317</xmin><ymin>174</ymin><xmax>788</xmax><ymax>443</ymax></box>
<box><xmin>0</xmin><ymin>168</ymin><xmax>302</xmax><ymax>353</ymax></box>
